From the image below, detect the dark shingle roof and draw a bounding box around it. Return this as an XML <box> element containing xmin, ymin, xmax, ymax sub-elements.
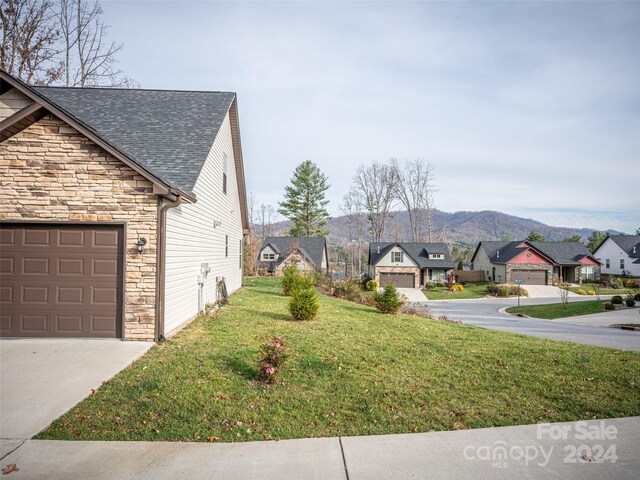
<box><xmin>529</xmin><ymin>241</ymin><xmax>595</xmax><ymax>265</ymax></box>
<box><xmin>369</xmin><ymin>242</ymin><xmax>456</xmax><ymax>269</ymax></box>
<box><xmin>32</xmin><ymin>86</ymin><xmax>235</xmax><ymax>194</ymax></box>
<box><xmin>476</xmin><ymin>240</ymin><xmax>597</xmax><ymax>265</ymax></box>
<box><xmin>261</xmin><ymin>237</ymin><xmax>327</xmax><ymax>268</ymax></box>
<box><xmin>606</xmin><ymin>235</ymin><xmax>640</xmax><ymax>258</ymax></box>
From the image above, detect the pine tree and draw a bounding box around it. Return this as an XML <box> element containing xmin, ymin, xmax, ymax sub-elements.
<box><xmin>278</xmin><ymin>161</ymin><xmax>330</xmax><ymax>237</ymax></box>
<box><xmin>526</xmin><ymin>230</ymin><xmax>547</xmax><ymax>242</ymax></box>
<box><xmin>586</xmin><ymin>230</ymin><xmax>607</xmax><ymax>253</ymax></box>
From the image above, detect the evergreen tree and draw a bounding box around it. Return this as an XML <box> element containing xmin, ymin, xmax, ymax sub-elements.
<box><xmin>586</xmin><ymin>230</ymin><xmax>607</xmax><ymax>253</ymax></box>
<box><xmin>526</xmin><ymin>230</ymin><xmax>547</xmax><ymax>242</ymax></box>
<box><xmin>561</xmin><ymin>235</ymin><xmax>582</xmax><ymax>243</ymax></box>
<box><xmin>278</xmin><ymin>161</ymin><xmax>330</xmax><ymax>237</ymax></box>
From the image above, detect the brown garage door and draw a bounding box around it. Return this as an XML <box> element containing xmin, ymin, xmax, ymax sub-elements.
<box><xmin>0</xmin><ymin>224</ymin><xmax>124</xmax><ymax>338</ymax></box>
<box><xmin>511</xmin><ymin>269</ymin><xmax>547</xmax><ymax>285</ymax></box>
<box><xmin>379</xmin><ymin>272</ymin><xmax>415</xmax><ymax>288</ymax></box>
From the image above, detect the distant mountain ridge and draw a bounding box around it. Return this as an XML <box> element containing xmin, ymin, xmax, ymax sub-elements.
<box><xmin>256</xmin><ymin>209</ymin><xmax>623</xmax><ymax>248</ymax></box>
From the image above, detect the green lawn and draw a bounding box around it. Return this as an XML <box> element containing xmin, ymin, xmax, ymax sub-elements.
<box><xmin>423</xmin><ymin>281</ymin><xmax>489</xmax><ymax>300</ymax></box>
<box><xmin>568</xmin><ymin>284</ymin><xmax>638</xmax><ymax>296</ymax></box>
<box><xmin>506</xmin><ymin>301</ymin><xmax>611</xmax><ymax>319</ymax></box>
<box><xmin>37</xmin><ymin>278</ymin><xmax>640</xmax><ymax>442</ymax></box>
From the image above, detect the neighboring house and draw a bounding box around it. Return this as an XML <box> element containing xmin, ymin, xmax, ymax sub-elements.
<box><xmin>368</xmin><ymin>242</ymin><xmax>457</xmax><ymax>288</ymax></box>
<box><xmin>471</xmin><ymin>240</ymin><xmax>600</xmax><ymax>285</ymax></box>
<box><xmin>258</xmin><ymin>236</ymin><xmax>329</xmax><ymax>275</ymax></box>
<box><xmin>593</xmin><ymin>235</ymin><xmax>640</xmax><ymax>276</ymax></box>
<box><xmin>0</xmin><ymin>70</ymin><xmax>249</xmax><ymax>341</ymax></box>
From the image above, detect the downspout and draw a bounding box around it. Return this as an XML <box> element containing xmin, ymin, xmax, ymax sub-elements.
<box><xmin>155</xmin><ymin>195</ymin><xmax>182</xmax><ymax>342</ymax></box>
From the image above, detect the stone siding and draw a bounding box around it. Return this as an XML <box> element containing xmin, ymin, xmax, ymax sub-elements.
<box><xmin>0</xmin><ymin>115</ymin><xmax>158</xmax><ymax>341</ymax></box>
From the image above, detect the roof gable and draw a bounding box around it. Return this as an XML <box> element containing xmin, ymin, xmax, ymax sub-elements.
<box><xmin>602</xmin><ymin>235</ymin><xmax>640</xmax><ymax>258</ymax></box>
<box><xmin>369</xmin><ymin>242</ymin><xmax>456</xmax><ymax>269</ymax></box>
<box><xmin>261</xmin><ymin>237</ymin><xmax>327</xmax><ymax>268</ymax></box>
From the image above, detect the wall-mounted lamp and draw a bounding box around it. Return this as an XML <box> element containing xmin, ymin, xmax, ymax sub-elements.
<box><xmin>136</xmin><ymin>237</ymin><xmax>147</xmax><ymax>253</ymax></box>
<box><xmin>213</xmin><ymin>220</ymin><xmax>222</xmax><ymax>228</ymax></box>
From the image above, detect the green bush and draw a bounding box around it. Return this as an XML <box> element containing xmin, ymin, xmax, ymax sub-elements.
<box><xmin>425</xmin><ymin>281</ymin><xmax>437</xmax><ymax>289</ymax></box>
<box><xmin>611</xmin><ymin>295</ymin><xmax>623</xmax><ymax>305</ymax></box>
<box><xmin>625</xmin><ymin>298</ymin><xmax>636</xmax><ymax>307</ymax></box>
<box><xmin>609</xmin><ymin>281</ymin><xmax>621</xmax><ymax>289</ymax></box>
<box><xmin>373</xmin><ymin>284</ymin><xmax>404</xmax><ymax>314</ymax></box>
<box><xmin>310</xmin><ymin>269</ymin><xmax>332</xmax><ymax>293</ymax></box>
<box><xmin>333</xmin><ymin>279</ymin><xmax>363</xmax><ymax>301</ymax></box>
<box><xmin>282</xmin><ymin>264</ymin><xmax>313</xmax><ymax>296</ymax></box>
<box><xmin>365</xmin><ymin>279</ymin><xmax>378</xmax><ymax>291</ymax></box>
<box><xmin>486</xmin><ymin>283</ymin><xmax>498</xmax><ymax>295</ymax></box>
<box><xmin>634</xmin><ymin>293</ymin><xmax>640</xmax><ymax>301</ymax></box>
<box><xmin>604</xmin><ymin>303</ymin><xmax>615</xmax><ymax>311</ymax></box>
<box><xmin>289</xmin><ymin>287</ymin><xmax>320</xmax><ymax>321</ymax></box>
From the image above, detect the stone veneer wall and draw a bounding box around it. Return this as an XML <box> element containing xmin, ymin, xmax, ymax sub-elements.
<box><xmin>374</xmin><ymin>266</ymin><xmax>421</xmax><ymax>288</ymax></box>
<box><xmin>0</xmin><ymin>115</ymin><xmax>158</xmax><ymax>341</ymax></box>
<box><xmin>505</xmin><ymin>263</ymin><xmax>553</xmax><ymax>285</ymax></box>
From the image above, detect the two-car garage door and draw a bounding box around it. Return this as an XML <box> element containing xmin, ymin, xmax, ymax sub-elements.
<box><xmin>379</xmin><ymin>272</ymin><xmax>415</xmax><ymax>288</ymax></box>
<box><xmin>0</xmin><ymin>224</ymin><xmax>123</xmax><ymax>338</ymax></box>
<box><xmin>511</xmin><ymin>269</ymin><xmax>547</xmax><ymax>285</ymax></box>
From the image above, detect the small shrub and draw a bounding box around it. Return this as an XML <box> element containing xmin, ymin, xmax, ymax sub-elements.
<box><xmin>611</xmin><ymin>295</ymin><xmax>623</xmax><ymax>305</ymax></box>
<box><xmin>435</xmin><ymin>281</ymin><xmax>446</xmax><ymax>287</ymax></box>
<box><xmin>365</xmin><ymin>279</ymin><xmax>379</xmax><ymax>291</ymax></box>
<box><xmin>334</xmin><ymin>279</ymin><xmax>363</xmax><ymax>301</ymax></box>
<box><xmin>510</xmin><ymin>286</ymin><xmax>528</xmax><ymax>297</ymax></box>
<box><xmin>425</xmin><ymin>281</ymin><xmax>437</xmax><ymax>289</ymax></box>
<box><xmin>626</xmin><ymin>298</ymin><xmax>636</xmax><ymax>307</ymax></box>
<box><xmin>258</xmin><ymin>335</ymin><xmax>289</xmax><ymax>384</ymax></box>
<box><xmin>282</xmin><ymin>265</ymin><xmax>314</xmax><ymax>296</ymax></box>
<box><xmin>402</xmin><ymin>305</ymin><xmax>432</xmax><ymax>318</ymax></box>
<box><xmin>448</xmin><ymin>284</ymin><xmax>464</xmax><ymax>292</ymax></box>
<box><xmin>635</xmin><ymin>293</ymin><xmax>640</xmax><ymax>301</ymax></box>
<box><xmin>588</xmin><ymin>290</ymin><xmax>596</xmax><ymax>296</ymax></box>
<box><xmin>373</xmin><ymin>284</ymin><xmax>404</xmax><ymax>314</ymax></box>
<box><xmin>486</xmin><ymin>283</ymin><xmax>498</xmax><ymax>295</ymax></box>
<box><xmin>625</xmin><ymin>279</ymin><xmax>635</xmax><ymax>288</ymax></box>
<box><xmin>311</xmin><ymin>269</ymin><xmax>332</xmax><ymax>294</ymax></box>
<box><xmin>604</xmin><ymin>303</ymin><xmax>615</xmax><ymax>311</ymax></box>
<box><xmin>577</xmin><ymin>289</ymin><xmax>586</xmax><ymax>295</ymax></box>
<box><xmin>289</xmin><ymin>287</ymin><xmax>320</xmax><ymax>321</ymax></box>
<box><xmin>609</xmin><ymin>281</ymin><xmax>621</xmax><ymax>289</ymax></box>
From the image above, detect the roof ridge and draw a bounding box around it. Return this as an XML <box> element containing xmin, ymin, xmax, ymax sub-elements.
<box><xmin>34</xmin><ymin>85</ymin><xmax>235</xmax><ymax>95</ymax></box>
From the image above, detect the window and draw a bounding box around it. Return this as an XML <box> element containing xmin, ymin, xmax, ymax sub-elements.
<box><xmin>225</xmin><ymin>235</ymin><xmax>229</xmax><ymax>257</ymax></box>
<box><xmin>263</xmin><ymin>253</ymin><xmax>275</xmax><ymax>260</ymax></box>
<box><xmin>605</xmin><ymin>259</ymin><xmax>610</xmax><ymax>268</ymax></box>
<box><xmin>392</xmin><ymin>251</ymin><xmax>403</xmax><ymax>263</ymax></box>
<box><xmin>620</xmin><ymin>259</ymin><xmax>625</xmax><ymax>270</ymax></box>
<box><xmin>222</xmin><ymin>153</ymin><xmax>228</xmax><ymax>194</ymax></box>
<box><xmin>429</xmin><ymin>253</ymin><xmax>443</xmax><ymax>259</ymax></box>
<box><xmin>239</xmin><ymin>239</ymin><xmax>242</xmax><ymax>269</ymax></box>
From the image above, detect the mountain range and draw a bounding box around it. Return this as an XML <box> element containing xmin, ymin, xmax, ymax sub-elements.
<box><xmin>257</xmin><ymin>209</ymin><xmax>623</xmax><ymax>249</ymax></box>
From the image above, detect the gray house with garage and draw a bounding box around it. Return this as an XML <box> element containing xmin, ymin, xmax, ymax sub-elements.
<box><xmin>368</xmin><ymin>242</ymin><xmax>457</xmax><ymax>288</ymax></box>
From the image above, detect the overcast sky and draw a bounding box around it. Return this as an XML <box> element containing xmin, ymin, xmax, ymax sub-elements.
<box><xmin>103</xmin><ymin>1</ymin><xmax>639</xmax><ymax>232</ymax></box>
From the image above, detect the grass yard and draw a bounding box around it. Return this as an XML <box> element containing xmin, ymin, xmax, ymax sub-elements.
<box><xmin>506</xmin><ymin>301</ymin><xmax>611</xmax><ymax>319</ymax></box>
<box><xmin>38</xmin><ymin>278</ymin><xmax>640</xmax><ymax>442</ymax></box>
<box><xmin>568</xmin><ymin>285</ymin><xmax>638</xmax><ymax>296</ymax></box>
<box><xmin>423</xmin><ymin>281</ymin><xmax>489</xmax><ymax>300</ymax></box>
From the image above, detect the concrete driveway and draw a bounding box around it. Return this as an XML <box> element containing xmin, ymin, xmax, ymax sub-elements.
<box><xmin>0</xmin><ymin>339</ymin><xmax>150</xmax><ymax>457</ymax></box>
<box><xmin>396</xmin><ymin>288</ymin><xmax>428</xmax><ymax>303</ymax></box>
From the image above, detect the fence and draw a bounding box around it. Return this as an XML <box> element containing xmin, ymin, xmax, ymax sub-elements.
<box><xmin>455</xmin><ymin>270</ymin><xmax>485</xmax><ymax>282</ymax></box>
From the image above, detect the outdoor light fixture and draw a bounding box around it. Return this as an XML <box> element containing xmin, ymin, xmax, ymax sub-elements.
<box><xmin>213</xmin><ymin>220</ymin><xmax>222</xmax><ymax>228</ymax></box>
<box><xmin>136</xmin><ymin>237</ymin><xmax>147</xmax><ymax>253</ymax></box>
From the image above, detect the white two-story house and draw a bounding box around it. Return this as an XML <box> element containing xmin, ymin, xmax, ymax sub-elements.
<box><xmin>593</xmin><ymin>235</ymin><xmax>640</xmax><ymax>276</ymax></box>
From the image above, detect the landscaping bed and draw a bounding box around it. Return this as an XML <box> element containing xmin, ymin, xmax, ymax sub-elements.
<box><xmin>423</xmin><ymin>281</ymin><xmax>489</xmax><ymax>300</ymax></box>
<box><xmin>38</xmin><ymin>277</ymin><xmax>640</xmax><ymax>442</ymax></box>
<box><xmin>505</xmin><ymin>300</ymin><xmax>638</xmax><ymax>319</ymax></box>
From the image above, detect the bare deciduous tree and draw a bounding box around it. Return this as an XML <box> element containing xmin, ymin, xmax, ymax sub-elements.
<box><xmin>1</xmin><ymin>0</ymin><xmax>63</xmax><ymax>85</ymax></box>
<box><xmin>1</xmin><ymin>0</ymin><xmax>135</xmax><ymax>86</ymax></box>
<box><xmin>257</xmin><ymin>203</ymin><xmax>276</xmax><ymax>240</ymax></box>
<box><xmin>390</xmin><ymin>158</ymin><xmax>437</xmax><ymax>242</ymax></box>
<box><xmin>58</xmin><ymin>0</ymin><xmax>135</xmax><ymax>86</ymax></box>
<box><xmin>352</xmin><ymin>162</ymin><xmax>396</xmax><ymax>242</ymax></box>
<box><xmin>341</xmin><ymin>190</ymin><xmax>366</xmax><ymax>276</ymax></box>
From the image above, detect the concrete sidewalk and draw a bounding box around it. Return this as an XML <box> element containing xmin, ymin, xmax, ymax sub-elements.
<box><xmin>1</xmin><ymin>417</ymin><xmax>638</xmax><ymax>479</ymax></box>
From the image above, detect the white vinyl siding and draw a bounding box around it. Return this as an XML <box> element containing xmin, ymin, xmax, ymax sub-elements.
<box><xmin>594</xmin><ymin>237</ymin><xmax>640</xmax><ymax>276</ymax></box>
<box><xmin>164</xmin><ymin>111</ymin><xmax>244</xmax><ymax>334</ymax></box>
